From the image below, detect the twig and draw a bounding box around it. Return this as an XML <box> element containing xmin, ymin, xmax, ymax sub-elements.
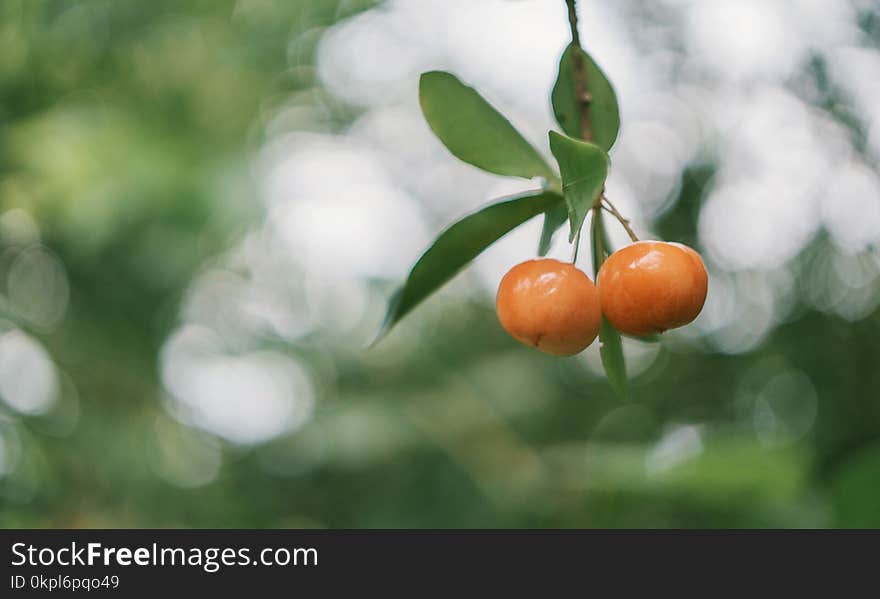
<box><xmin>564</xmin><ymin>0</ymin><xmax>641</xmax><ymax>256</ymax></box>
<box><xmin>566</xmin><ymin>0</ymin><xmax>592</xmax><ymax>263</ymax></box>
<box><xmin>565</xmin><ymin>0</ymin><xmax>593</xmax><ymax>143</ymax></box>
<box><xmin>602</xmin><ymin>197</ymin><xmax>639</xmax><ymax>242</ymax></box>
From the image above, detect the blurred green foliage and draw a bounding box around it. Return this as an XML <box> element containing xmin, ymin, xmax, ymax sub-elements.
<box><xmin>1</xmin><ymin>0</ymin><xmax>879</xmax><ymax>528</ymax></box>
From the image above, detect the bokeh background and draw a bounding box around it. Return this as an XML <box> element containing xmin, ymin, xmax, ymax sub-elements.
<box><xmin>1</xmin><ymin>0</ymin><xmax>880</xmax><ymax>528</ymax></box>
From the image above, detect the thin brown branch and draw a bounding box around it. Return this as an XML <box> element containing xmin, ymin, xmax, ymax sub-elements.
<box><xmin>565</xmin><ymin>2</ymin><xmax>638</xmax><ymax>255</ymax></box>
<box><xmin>566</xmin><ymin>0</ymin><xmax>593</xmax><ymax>264</ymax></box>
<box><xmin>565</xmin><ymin>0</ymin><xmax>592</xmax><ymax>142</ymax></box>
<box><xmin>602</xmin><ymin>197</ymin><xmax>640</xmax><ymax>242</ymax></box>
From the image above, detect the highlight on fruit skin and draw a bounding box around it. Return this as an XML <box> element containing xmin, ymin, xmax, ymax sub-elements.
<box><xmin>597</xmin><ymin>240</ymin><xmax>708</xmax><ymax>337</ymax></box>
<box><xmin>496</xmin><ymin>258</ymin><xmax>602</xmax><ymax>356</ymax></box>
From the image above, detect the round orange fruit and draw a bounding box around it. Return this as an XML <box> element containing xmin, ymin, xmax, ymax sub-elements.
<box><xmin>496</xmin><ymin>258</ymin><xmax>602</xmax><ymax>356</ymax></box>
<box><xmin>597</xmin><ymin>241</ymin><xmax>708</xmax><ymax>337</ymax></box>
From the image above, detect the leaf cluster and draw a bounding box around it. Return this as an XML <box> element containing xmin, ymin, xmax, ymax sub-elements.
<box><xmin>378</xmin><ymin>45</ymin><xmax>630</xmax><ymax>398</ymax></box>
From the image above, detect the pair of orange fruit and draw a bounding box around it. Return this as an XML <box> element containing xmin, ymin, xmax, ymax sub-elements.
<box><xmin>496</xmin><ymin>241</ymin><xmax>708</xmax><ymax>355</ymax></box>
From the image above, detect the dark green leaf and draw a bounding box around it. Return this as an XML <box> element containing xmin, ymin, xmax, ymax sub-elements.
<box><xmin>551</xmin><ymin>44</ymin><xmax>620</xmax><ymax>151</ymax></box>
<box><xmin>537</xmin><ymin>203</ymin><xmax>568</xmax><ymax>256</ymax></box>
<box><xmin>373</xmin><ymin>190</ymin><xmax>564</xmax><ymax>343</ymax></box>
<box><xmin>591</xmin><ymin>208</ymin><xmax>629</xmax><ymax>400</ymax></box>
<box><xmin>548</xmin><ymin>131</ymin><xmax>608</xmax><ymax>241</ymax></box>
<box><xmin>419</xmin><ymin>71</ymin><xmax>555</xmax><ymax>180</ymax></box>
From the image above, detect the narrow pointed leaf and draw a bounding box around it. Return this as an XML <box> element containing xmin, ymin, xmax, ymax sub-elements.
<box><xmin>599</xmin><ymin>318</ymin><xmax>629</xmax><ymax>399</ymax></box>
<box><xmin>538</xmin><ymin>203</ymin><xmax>568</xmax><ymax>256</ymax></box>
<box><xmin>374</xmin><ymin>191</ymin><xmax>564</xmax><ymax>343</ymax></box>
<box><xmin>420</xmin><ymin>71</ymin><xmax>555</xmax><ymax>180</ymax></box>
<box><xmin>591</xmin><ymin>208</ymin><xmax>629</xmax><ymax>400</ymax></box>
<box><xmin>551</xmin><ymin>44</ymin><xmax>620</xmax><ymax>150</ymax></box>
<box><xmin>548</xmin><ymin>131</ymin><xmax>608</xmax><ymax>241</ymax></box>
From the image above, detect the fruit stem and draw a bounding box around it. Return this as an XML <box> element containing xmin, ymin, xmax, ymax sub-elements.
<box><xmin>571</xmin><ymin>229</ymin><xmax>581</xmax><ymax>263</ymax></box>
<box><xmin>601</xmin><ymin>197</ymin><xmax>639</xmax><ymax>242</ymax></box>
<box><xmin>590</xmin><ymin>200</ymin><xmax>605</xmax><ymax>275</ymax></box>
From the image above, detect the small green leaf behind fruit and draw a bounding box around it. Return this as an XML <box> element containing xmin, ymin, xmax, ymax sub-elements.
<box><xmin>591</xmin><ymin>206</ymin><xmax>630</xmax><ymax>400</ymax></box>
<box><xmin>419</xmin><ymin>71</ymin><xmax>555</xmax><ymax>180</ymax></box>
<box><xmin>599</xmin><ymin>318</ymin><xmax>629</xmax><ymax>400</ymax></box>
<box><xmin>538</xmin><ymin>203</ymin><xmax>568</xmax><ymax>256</ymax></box>
<box><xmin>551</xmin><ymin>44</ymin><xmax>620</xmax><ymax>151</ymax></box>
<box><xmin>548</xmin><ymin>131</ymin><xmax>608</xmax><ymax>242</ymax></box>
<box><xmin>373</xmin><ymin>190</ymin><xmax>565</xmax><ymax>343</ymax></box>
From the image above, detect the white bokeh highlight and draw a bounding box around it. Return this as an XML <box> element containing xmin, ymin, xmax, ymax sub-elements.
<box><xmin>0</xmin><ymin>329</ymin><xmax>59</xmax><ymax>415</ymax></box>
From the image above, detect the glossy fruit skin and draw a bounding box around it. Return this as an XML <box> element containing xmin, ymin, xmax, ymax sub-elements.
<box><xmin>597</xmin><ymin>241</ymin><xmax>708</xmax><ymax>337</ymax></box>
<box><xmin>496</xmin><ymin>258</ymin><xmax>602</xmax><ymax>356</ymax></box>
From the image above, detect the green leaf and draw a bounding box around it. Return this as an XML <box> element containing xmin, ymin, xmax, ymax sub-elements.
<box><xmin>537</xmin><ymin>203</ymin><xmax>567</xmax><ymax>256</ymax></box>
<box><xmin>551</xmin><ymin>44</ymin><xmax>620</xmax><ymax>151</ymax></box>
<box><xmin>590</xmin><ymin>208</ymin><xmax>629</xmax><ymax>400</ymax></box>
<box><xmin>548</xmin><ymin>131</ymin><xmax>608</xmax><ymax>242</ymax></box>
<box><xmin>373</xmin><ymin>190</ymin><xmax>564</xmax><ymax>343</ymax></box>
<box><xmin>419</xmin><ymin>71</ymin><xmax>555</xmax><ymax>180</ymax></box>
<box><xmin>599</xmin><ymin>318</ymin><xmax>629</xmax><ymax>399</ymax></box>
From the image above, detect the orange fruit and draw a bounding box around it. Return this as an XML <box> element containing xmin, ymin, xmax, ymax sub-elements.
<box><xmin>496</xmin><ymin>258</ymin><xmax>602</xmax><ymax>356</ymax></box>
<box><xmin>597</xmin><ymin>241</ymin><xmax>708</xmax><ymax>337</ymax></box>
